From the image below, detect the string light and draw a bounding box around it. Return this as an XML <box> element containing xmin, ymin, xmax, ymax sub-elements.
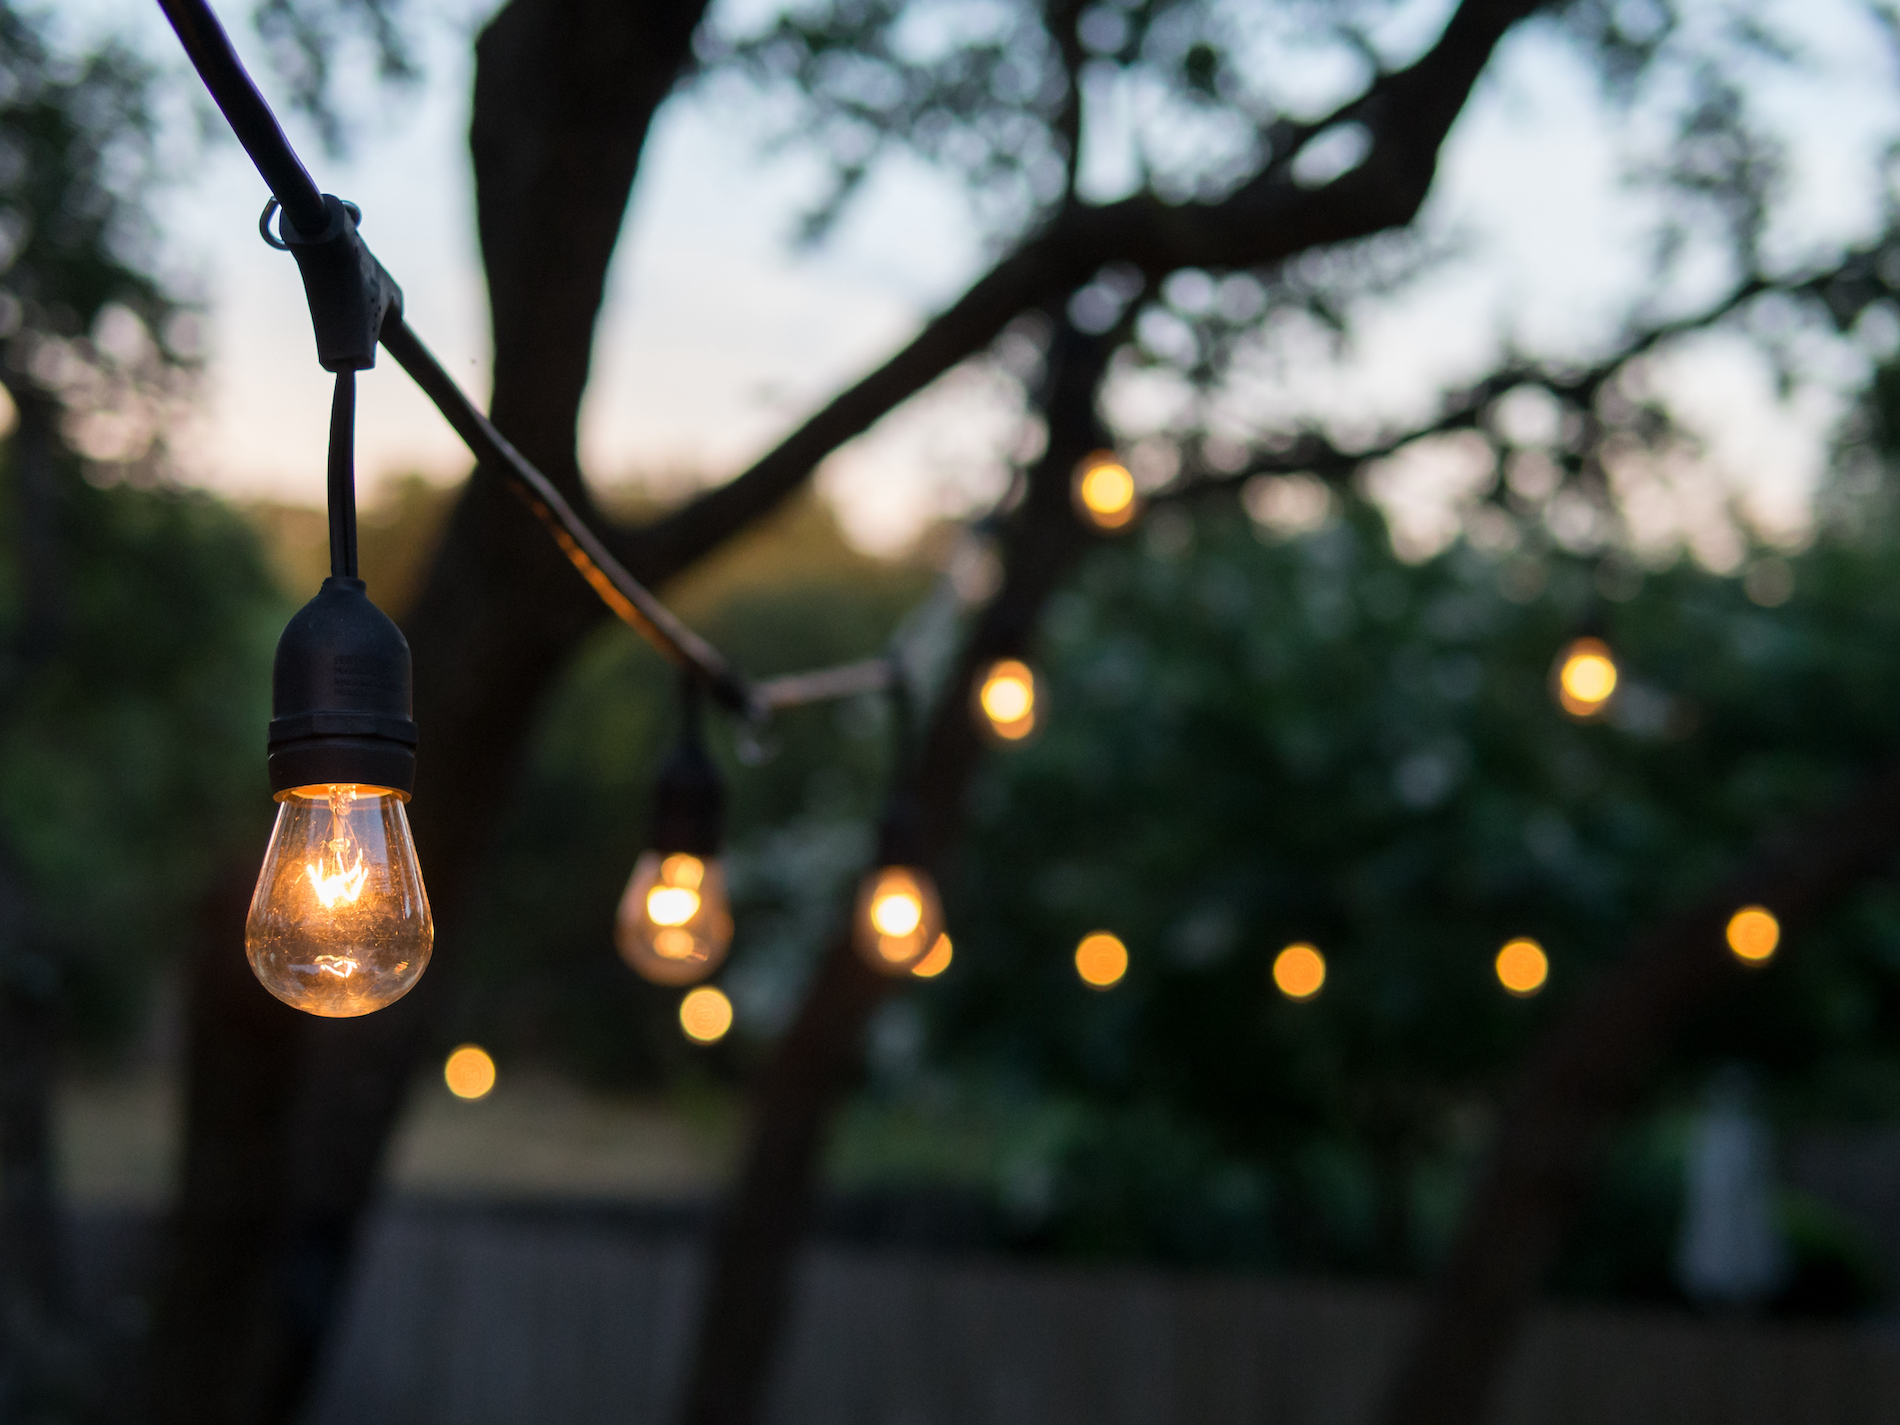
<box><xmin>245</xmin><ymin>370</ymin><xmax>432</xmax><ymax>1018</ymax></box>
<box><xmin>1072</xmin><ymin>451</ymin><xmax>1140</xmax><ymax>531</ymax></box>
<box><xmin>855</xmin><ymin>865</ymin><xmax>945</xmax><ymax>974</ymax></box>
<box><xmin>1726</xmin><ymin>906</ymin><xmax>1780</xmax><ymax>965</ymax></box>
<box><xmin>618</xmin><ymin>681</ymin><xmax>734</xmax><ymax>986</ymax></box>
<box><xmin>975</xmin><ymin>658</ymin><xmax>1040</xmax><ymax>742</ymax></box>
<box><xmin>680</xmin><ymin>986</ymin><xmax>734</xmax><ymax>1044</ymax></box>
<box><xmin>911</xmin><ymin>933</ymin><xmax>954</xmax><ymax>979</ymax></box>
<box><xmin>1273</xmin><ymin>943</ymin><xmax>1326</xmax><ymax>1000</ymax></box>
<box><xmin>247</xmin><ymin>783</ymin><xmax>432</xmax><ymax>1016</ymax></box>
<box><xmin>1554</xmin><ymin>637</ymin><xmax>1618</xmax><ymax>719</ymax></box>
<box><xmin>443</xmin><ymin>1045</ymin><xmax>496</xmax><ymax>1100</ymax></box>
<box><xmin>1495</xmin><ymin>938</ymin><xmax>1549</xmax><ymax>997</ymax></box>
<box><xmin>1075</xmin><ymin>932</ymin><xmax>1129</xmax><ymax>989</ymax></box>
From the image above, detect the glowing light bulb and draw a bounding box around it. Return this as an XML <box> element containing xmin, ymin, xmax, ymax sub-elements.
<box><xmin>976</xmin><ymin>658</ymin><xmax>1039</xmax><ymax>742</ymax></box>
<box><xmin>1554</xmin><ymin>637</ymin><xmax>1618</xmax><ymax>719</ymax></box>
<box><xmin>444</xmin><ymin>1045</ymin><xmax>496</xmax><ymax>1100</ymax></box>
<box><xmin>617</xmin><ymin>851</ymin><xmax>733</xmax><ymax>986</ymax></box>
<box><xmin>245</xmin><ymin>783</ymin><xmax>432</xmax><ymax>1018</ymax></box>
<box><xmin>1073</xmin><ymin>452</ymin><xmax>1139</xmax><ymax>531</ymax></box>
<box><xmin>1273</xmin><ymin>943</ymin><xmax>1326</xmax><ymax>1000</ymax></box>
<box><xmin>854</xmin><ymin>865</ymin><xmax>944</xmax><ymax>974</ymax></box>
<box><xmin>680</xmin><ymin>985</ymin><xmax>734</xmax><ymax>1043</ymax></box>
<box><xmin>1075</xmin><ymin>932</ymin><xmax>1128</xmax><ymax>989</ymax></box>
<box><xmin>1496</xmin><ymin>937</ymin><xmax>1549</xmax><ymax>997</ymax></box>
<box><xmin>1726</xmin><ymin>906</ymin><xmax>1780</xmax><ymax>965</ymax></box>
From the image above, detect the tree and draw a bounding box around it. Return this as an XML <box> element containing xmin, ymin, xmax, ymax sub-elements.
<box><xmin>137</xmin><ymin>1</ymin><xmax>1900</xmax><ymax>1423</ymax></box>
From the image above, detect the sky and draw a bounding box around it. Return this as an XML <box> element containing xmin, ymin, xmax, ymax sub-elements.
<box><xmin>78</xmin><ymin>0</ymin><xmax>1900</xmax><ymax>557</ymax></box>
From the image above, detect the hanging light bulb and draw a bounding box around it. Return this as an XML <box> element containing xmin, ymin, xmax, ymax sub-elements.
<box><xmin>618</xmin><ymin>679</ymin><xmax>734</xmax><ymax>986</ymax></box>
<box><xmin>975</xmin><ymin>658</ymin><xmax>1040</xmax><ymax>742</ymax></box>
<box><xmin>248</xmin><ymin>782</ymin><xmax>431</xmax><ymax>1016</ymax></box>
<box><xmin>246</xmin><ymin>569</ymin><xmax>431</xmax><ymax>1017</ymax></box>
<box><xmin>855</xmin><ymin>864</ymin><xmax>945</xmax><ymax>975</ymax></box>
<box><xmin>1553</xmin><ymin>636</ymin><xmax>1618</xmax><ymax>719</ymax></box>
<box><xmin>1073</xmin><ymin>450</ymin><xmax>1140</xmax><ymax>531</ymax></box>
<box><xmin>857</xmin><ymin>679</ymin><xmax>946</xmax><ymax>975</ymax></box>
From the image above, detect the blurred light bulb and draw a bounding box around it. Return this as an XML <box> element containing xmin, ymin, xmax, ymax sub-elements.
<box><xmin>1273</xmin><ymin>943</ymin><xmax>1326</xmax><ymax>1000</ymax></box>
<box><xmin>680</xmin><ymin>985</ymin><xmax>734</xmax><ymax>1043</ymax></box>
<box><xmin>444</xmin><ymin>1045</ymin><xmax>496</xmax><ymax>1100</ymax></box>
<box><xmin>1073</xmin><ymin>452</ymin><xmax>1139</xmax><ymax>531</ymax></box>
<box><xmin>1726</xmin><ymin>906</ymin><xmax>1780</xmax><ymax>965</ymax></box>
<box><xmin>1496</xmin><ymin>937</ymin><xmax>1549</xmax><ymax>997</ymax></box>
<box><xmin>912</xmin><ymin>933</ymin><xmax>954</xmax><ymax>979</ymax></box>
<box><xmin>617</xmin><ymin>851</ymin><xmax>733</xmax><ymax>985</ymax></box>
<box><xmin>245</xmin><ymin>784</ymin><xmax>432</xmax><ymax>1017</ymax></box>
<box><xmin>1075</xmin><ymin>932</ymin><xmax>1128</xmax><ymax>989</ymax></box>
<box><xmin>976</xmin><ymin>658</ymin><xmax>1039</xmax><ymax>742</ymax></box>
<box><xmin>854</xmin><ymin>865</ymin><xmax>944</xmax><ymax>974</ymax></box>
<box><xmin>1554</xmin><ymin>637</ymin><xmax>1618</xmax><ymax>719</ymax></box>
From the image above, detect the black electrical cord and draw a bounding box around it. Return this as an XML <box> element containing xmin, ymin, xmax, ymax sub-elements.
<box><xmin>154</xmin><ymin>0</ymin><xmax>327</xmax><ymax>239</ymax></box>
<box><xmin>377</xmin><ymin>316</ymin><xmax>757</xmax><ymax>717</ymax></box>
<box><xmin>156</xmin><ymin>0</ymin><xmax>900</xmax><ymax>727</ymax></box>
<box><xmin>327</xmin><ymin>368</ymin><xmax>358</xmax><ymax>580</ymax></box>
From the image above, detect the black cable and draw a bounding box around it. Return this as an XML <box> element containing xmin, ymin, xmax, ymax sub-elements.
<box><xmin>378</xmin><ymin>316</ymin><xmax>760</xmax><ymax>718</ymax></box>
<box><xmin>327</xmin><ymin>368</ymin><xmax>358</xmax><ymax>580</ymax></box>
<box><xmin>155</xmin><ymin>0</ymin><xmax>328</xmax><ymax>238</ymax></box>
<box><xmin>158</xmin><ymin>0</ymin><xmax>884</xmax><ymax>725</ymax></box>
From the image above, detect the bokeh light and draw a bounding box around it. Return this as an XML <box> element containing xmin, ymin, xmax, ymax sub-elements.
<box><xmin>1726</xmin><ymin>906</ymin><xmax>1780</xmax><ymax>965</ymax></box>
<box><xmin>680</xmin><ymin>986</ymin><xmax>734</xmax><ymax>1043</ymax></box>
<box><xmin>1555</xmin><ymin>637</ymin><xmax>1618</xmax><ymax>718</ymax></box>
<box><xmin>976</xmin><ymin>659</ymin><xmax>1038</xmax><ymax>741</ymax></box>
<box><xmin>1273</xmin><ymin>943</ymin><xmax>1326</xmax><ymax>1000</ymax></box>
<box><xmin>443</xmin><ymin>1044</ymin><xmax>496</xmax><ymax>1100</ymax></box>
<box><xmin>1073</xmin><ymin>452</ymin><xmax>1139</xmax><ymax>530</ymax></box>
<box><xmin>1495</xmin><ymin>938</ymin><xmax>1549</xmax><ymax>997</ymax></box>
<box><xmin>1075</xmin><ymin>932</ymin><xmax>1129</xmax><ymax>989</ymax></box>
<box><xmin>911</xmin><ymin>933</ymin><xmax>953</xmax><ymax>979</ymax></box>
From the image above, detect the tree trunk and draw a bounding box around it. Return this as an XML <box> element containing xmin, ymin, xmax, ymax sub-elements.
<box><xmin>677</xmin><ymin>314</ymin><xmax>1119</xmax><ymax>1425</ymax></box>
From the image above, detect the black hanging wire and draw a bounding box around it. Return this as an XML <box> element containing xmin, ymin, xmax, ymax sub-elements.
<box><xmin>327</xmin><ymin>369</ymin><xmax>358</xmax><ymax>580</ymax></box>
<box><xmin>155</xmin><ymin>0</ymin><xmax>907</xmax><ymax>728</ymax></box>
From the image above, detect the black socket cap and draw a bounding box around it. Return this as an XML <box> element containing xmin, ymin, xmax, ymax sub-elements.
<box><xmin>650</xmin><ymin>734</ymin><xmax>725</xmax><ymax>857</ymax></box>
<box><xmin>267</xmin><ymin>577</ymin><xmax>417</xmax><ymax>796</ymax></box>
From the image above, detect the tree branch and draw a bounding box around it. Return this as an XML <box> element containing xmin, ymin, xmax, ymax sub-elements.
<box><xmin>613</xmin><ymin>0</ymin><xmax>1552</xmax><ymax>586</ymax></box>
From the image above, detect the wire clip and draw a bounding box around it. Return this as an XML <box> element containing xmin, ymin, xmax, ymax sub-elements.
<box><xmin>262</xmin><ymin>193</ymin><xmax>402</xmax><ymax>373</ymax></box>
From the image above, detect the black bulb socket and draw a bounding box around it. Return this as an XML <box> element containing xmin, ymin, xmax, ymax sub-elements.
<box><xmin>650</xmin><ymin>733</ymin><xmax>725</xmax><ymax>858</ymax></box>
<box><xmin>875</xmin><ymin>793</ymin><xmax>926</xmax><ymax>868</ymax></box>
<box><xmin>267</xmin><ymin>577</ymin><xmax>417</xmax><ymax>797</ymax></box>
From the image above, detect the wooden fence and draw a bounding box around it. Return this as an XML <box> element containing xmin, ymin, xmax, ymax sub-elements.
<box><xmin>292</xmin><ymin>1203</ymin><xmax>1900</xmax><ymax>1425</ymax></box>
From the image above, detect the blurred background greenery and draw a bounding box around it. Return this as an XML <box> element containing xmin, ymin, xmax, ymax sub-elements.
<box><xmin>34</xmin><ymin>375</ymin><xmax>1900</xmax><ymax>1315</ymax></box>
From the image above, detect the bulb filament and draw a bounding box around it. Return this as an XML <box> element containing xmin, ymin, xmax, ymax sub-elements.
<box><xmin>307</xmin><ymin>846</ymin><xmax>368</xmax><ymax>907</ymax></box>
<box><xmin>306</xmin><ymin>786</ymin><xmax>369</xmax><ymax>908</ymax></box>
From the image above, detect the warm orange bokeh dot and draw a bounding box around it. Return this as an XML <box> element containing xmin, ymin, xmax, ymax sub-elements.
<box><xmin>977</xmin><ymin>659</ymin><xmax>1038</xmax><ymax>741</ymax></box>
<box><xmin>1273</xmin><ymin>943</ymin><xmax>1326</xmax><ymax>1001</ymax></box>
<box><xmin>1555</xmin><ymin>637</ymin><xmax>1618</xmax><ymax>718</ymax></box>
<box><xmin>1074</xmin><ymin>453</ymin><xmax>1138</xmax><ymax>530</ymax></box>
<box><xmin>1495</xmin><ymin>938</ymin><xmax>1550</xmax><ymax>997</ymax></box>
<box><xmin>680</xmin><ymin>986</ymin><xmax>734</xmax><ymax>1043</ymax></box>
<box><xmin>911</xmin><ymin>933</ymin><xmax>954</xmax><ymax>979</ymax></box>
<box><xmin>1075</xmin><ymin>932</ymin><xmax>1129</xmax><ymax>989</ymax></box>
<box><xmin>444</xmin><ymin>1044</ymin><xmax>497</xmax><ymax>1100</ymax></box>
<box><xmin>1726</xmin><ymin>906</ymin><xmax>1780</xmax><ymax>965</ymax></box>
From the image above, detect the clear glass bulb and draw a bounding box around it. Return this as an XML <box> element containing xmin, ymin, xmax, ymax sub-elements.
<box><xmin>617</xmin><ymin>851</ymin><xmax>733</xmax><ymax>985</ymax></box>
<box><xmin>245</xmin><ymin>783</ymin><xmax>433</xmax><ymax>1017</ymax></box>
<box><xmin>853</xmin><ymin>865</ymin><xmax>944</xmax><ymax>974</ymax></box>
